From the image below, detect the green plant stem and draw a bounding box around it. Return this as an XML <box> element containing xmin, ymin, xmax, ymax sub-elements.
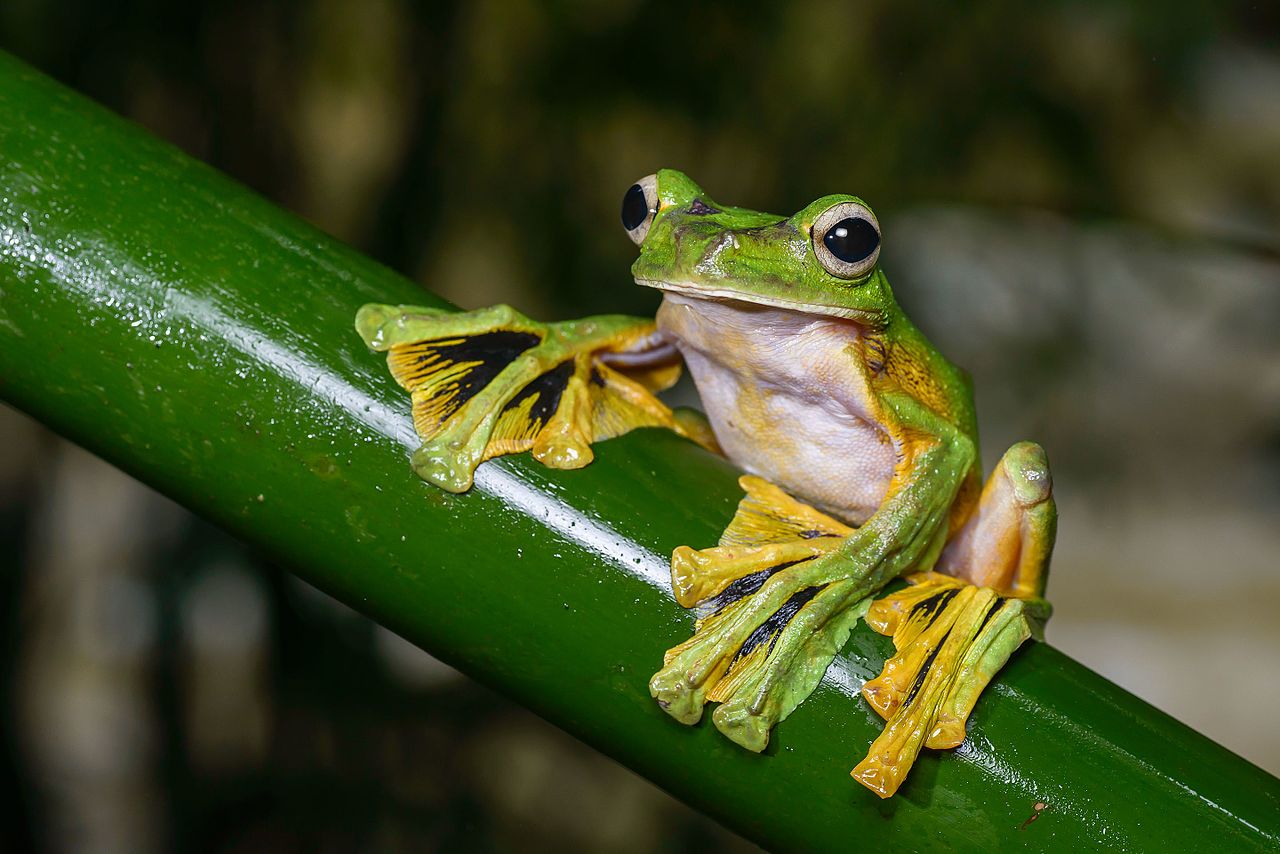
<box><xmin>1</xmin><ymin>51</ymin><xmax>1277</xmax><ymax>852</ymax></box>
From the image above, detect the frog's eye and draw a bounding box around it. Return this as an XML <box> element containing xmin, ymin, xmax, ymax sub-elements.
<box><xmin>621</xmin><ymin>174</ymin><xmax>659</xmax><ymax>245</ymax></box>
<box><xmin>812</xmin><ymin>201</ymin><xmax>881</xmax><ymax>279</ymax></box>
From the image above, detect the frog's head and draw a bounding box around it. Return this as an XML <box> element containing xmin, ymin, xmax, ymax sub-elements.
<box><xmin>624</xmin><ymin>169</ymin><xmax>894</xmax><ymax>327</ymax></box>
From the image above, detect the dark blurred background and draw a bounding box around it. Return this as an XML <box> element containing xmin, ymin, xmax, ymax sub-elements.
<box><xmin>2</xmin><ymin>1</ymin><xmax>1279</xmax><ymax>851</ymax></box>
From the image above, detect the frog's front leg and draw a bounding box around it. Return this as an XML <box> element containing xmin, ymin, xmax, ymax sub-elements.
<box><xmin>650</xmin><ymin>393</ymin><xmax>975</xmax><ymax>754</ymax></box>
<box><xmin>853</xmin><ymin>441</ymin><xmax>1055</xmax><ymax>797</ymax></box>
<box><xmin>356</xmin><ymin>303</ymin><xmax>705</xmax><ymax>491</ymax></box>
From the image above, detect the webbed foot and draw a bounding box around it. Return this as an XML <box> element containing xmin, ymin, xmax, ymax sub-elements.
<box><xmin>649</xmin><ymin>476</ymin><xmax>871</xmax><ymax>750</ymax></box>
<box><xmin>356</xmin><ymin>303</ymin><xmax>708</xmax><ymax>490</ymax></box>
<box><xmin>852</xmin><ymin>441</ymin><xmax>1056</xmax><ymax>798</ymax></box>
<box><xmin>852</xmin><ymin>573</ymin><xmax>1049</xmax><ymax>797</ymax></box>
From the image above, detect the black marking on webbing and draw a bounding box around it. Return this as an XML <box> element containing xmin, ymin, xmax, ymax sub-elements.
<box><xmin>502</xmin><ymin>360</ymin><xmax>574</xmax><ymax>428</ymax></box>
<box><xmin>407</xmin><ymin>330</ymin><xmax>542</xmax><ymax>424</ymax></box>
<box><xmin>411</xmin><ymin>330</ymin><xmax>540</xmax><ymax>371</ymax></box>
<box><xmin>903</xmin><ymin>634</ymin><xmax>947</xmax><ymax>708</ymax></box>
<box><xmin>900</xmin><ymin>592</ymin><xmax>1004</xmax><ymax>709</ymax></box>
<box><xmin>798</xmin><ymin>529</ymin><xmax>840</xmax><ymax>540</ymax></box>
<box><xmin>908</xmin><ymin>588</ymin><xmax>959</xmax><ymax>625</ymax></box>
<box><xmin>975</xmin><ymin>596</ymin><xmax>1005</xmax><ymax>636</ymax></box>
<box><xmin>588</xmin><ymin>366</ymin><xmax>607</xmax><ymax>387</ymax></box>
<box><xmin>897</xmin><ymin>589</ymin><xmax>962</xmax><ymax>708</ymax></box>
<box><xmin>727</xmin><ymin>585</ymin><xmax>824</xmax><ymax>671</ymax></box>
<box><xmin>702</xmin><ymin>559</ymin><xmax>807</xmax><ymax>616</ymax></box>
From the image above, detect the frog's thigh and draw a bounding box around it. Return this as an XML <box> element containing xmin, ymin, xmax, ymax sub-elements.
<box><xmin>935</xmin><ymin>441</ymin><xmax>1055</xmax><ymax>599</ymax></box>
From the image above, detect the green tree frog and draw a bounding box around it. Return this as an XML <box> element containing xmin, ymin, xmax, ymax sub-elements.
<box><xmin>355</xmin><ymin>169</ymin><xmax>1055</xmax><ymax>798</ymax></box>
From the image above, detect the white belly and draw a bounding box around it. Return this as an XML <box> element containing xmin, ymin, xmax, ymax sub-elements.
<box><xmin>656</xmin><ymin>294</ymin><xmax>895</xmax><ymax>525</ymax></box>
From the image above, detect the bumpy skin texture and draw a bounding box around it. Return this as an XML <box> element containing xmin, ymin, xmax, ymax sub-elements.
<box><xmin>357</xmin><ymin>169</ymin><xmax>1056</xmax><ymax>798</ymax></box>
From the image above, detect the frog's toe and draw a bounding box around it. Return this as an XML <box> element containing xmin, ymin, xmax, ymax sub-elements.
<box><xmin>710</xmin><ymin>704</ymin><xmax>772</xmax><ymax>753</ymax></box>
<box><xmin>924</xmin><ymin>590</ymin><xmax>1047</xmax><ymax>749</ymax></box>
<box><xmin>410</xmin><ymin>443</ymin><xmax>478</xmax><ymax>493</ymax></box>
<box><xmin>354</xmin><ymin>302</ymin><xmax>452</xmax><ymax>350</ymax></box>
<box><xmin>669</xmin><ymin>540</ymin><xmax>838</xmax><ymax>609</ymax></box>
<box><xmin>649</xmin><ymin>667</ymin><xmax>709</xmax><ymax>725</ymax></box>
<box><xmin>668</xmin><ymin>474</ymin><xmax>851</xmax><ymax>608</ymax></box>
<box><xmin>709</xmin><ymin>579</ymin><xmax>869</xmax><ymax>751</ymax></box>
<box><xmin>530</xmin><ymin>416</ymin><xmax>595</xmax><ymax>469</ymax></box>
<box><xmin>851</xmin><ymin>573</ymin><xmax>1048</xmax><ymax>797</ymax></box>
<box><xmin>650</xmin><ymin>556</ymin><xmax>866</xmax><ymax>748</ymax></box>
<box><xmin>860</xmin><ymin>573</ymin><xmax>978</xmax><ymax>719</ymax></box>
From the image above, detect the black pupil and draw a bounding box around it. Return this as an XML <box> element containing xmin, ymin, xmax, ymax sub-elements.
<box><xmin>822</xmin><ymin>217</ymin><xmax>879</xmax><ymax>265</ymax></box>
<box><xmin>621</xmin><ymin>183</ymin><xmax>650</xmax><ymax>231</ymax></box>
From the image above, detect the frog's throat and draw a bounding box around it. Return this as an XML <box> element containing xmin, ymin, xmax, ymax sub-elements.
<box><xmin>635</xmin><ymin>278</ymin><xmax>882</xmax><ymax>326</ymax></box>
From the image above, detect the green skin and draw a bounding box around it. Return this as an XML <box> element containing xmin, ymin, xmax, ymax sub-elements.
<box><xmin>636</xmin><ymin>171</ymin><xmax>989</xmax><ymax>749</ymax></box>
<box><xmin>357</xmin><ymin>169</ymin><xmax>1053</xmax><ymax>760</ymax></box>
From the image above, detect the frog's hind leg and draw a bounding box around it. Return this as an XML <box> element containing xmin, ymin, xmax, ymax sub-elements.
<box><xmin>356</xmin><ymin>303</ymin><xmax>709</xmax><ymax>492</ymax></box>
<box><xmin>935</xmin><ymin>440</ymin><xmax>1056</xmax><ymax>599</ymax></box>
<box><xmin>852</xmin><ymin>441</ymin><xmax>1055</xmax><ymax>797</ymax></box>
<box><xmin>650</xmin><ymin>476</ymin><xmax>870</xmax><ymax>750</ymax></box>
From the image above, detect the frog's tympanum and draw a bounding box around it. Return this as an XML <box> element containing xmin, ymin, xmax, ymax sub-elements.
<box><xmin>356</xmin><ymin>170</ymin><xmax>1055</xmax><ymax>798</ymax></box>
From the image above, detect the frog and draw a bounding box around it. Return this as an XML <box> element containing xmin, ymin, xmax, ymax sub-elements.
<box><xmin>355</xmin><ymin>169</ymin><xmax>1055</xmax><ymax>798</ymax></box>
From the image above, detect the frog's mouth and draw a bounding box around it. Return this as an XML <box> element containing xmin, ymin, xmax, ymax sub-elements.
<box><xmin>635</xmin><ymin>278</ymin><xmax>881</xmax><ymax>325</ymax></box>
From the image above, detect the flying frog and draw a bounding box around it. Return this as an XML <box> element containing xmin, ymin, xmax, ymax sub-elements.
<box><xmin>355</xmin><ymin>169</ymin><xmax>1055</xmax><ymax>798</ymax></box>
